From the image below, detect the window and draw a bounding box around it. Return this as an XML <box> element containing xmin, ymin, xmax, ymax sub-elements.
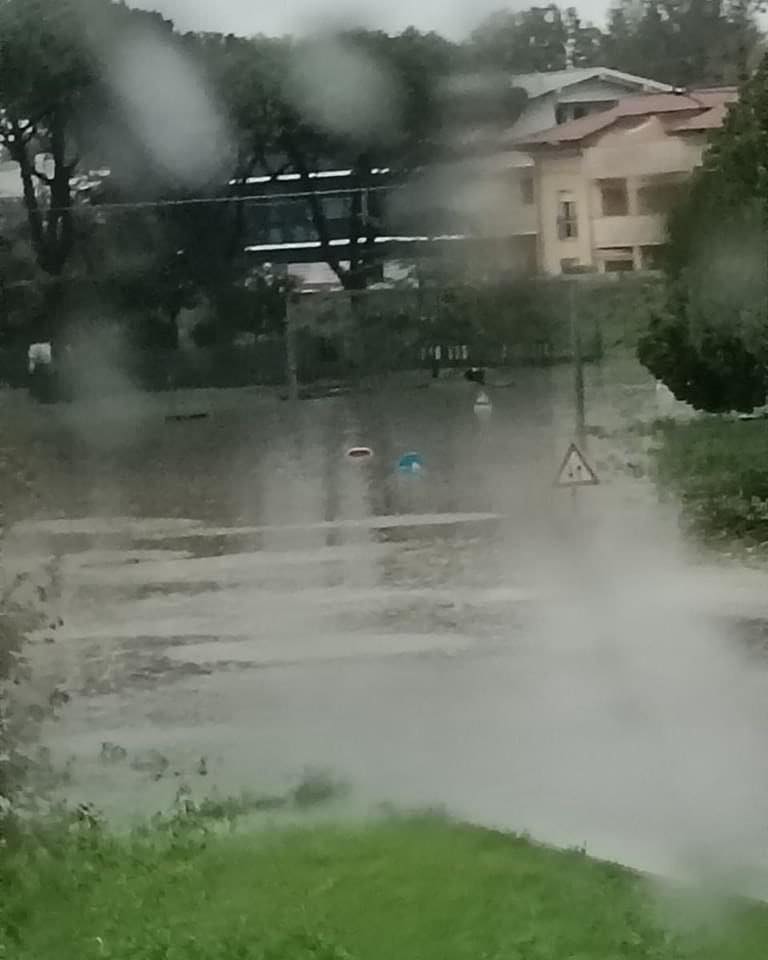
<box><xmin>604</xmin><ymin>258</ymin><xmax>634</xmax><ymax>272</ymax></box>
<box><xmin>520</xmin><ymin>174</ymin><xmax>534</xmax><ymax>206</ymax></box>
<box><xmin>560</xmin><ymin>258</ymin><xmax>580</xmax><ymax>274</ymax></box>
<box><xmin>322</xmin><ymin>196</ymin><xmax>351</xmax><ymax>220</ymax></box>
<box><xmin>556</xmin><ymin>104</ymin><xmax>592</xmax><ymax>124</ymax></box>
<box><xmin>602</xmin><ymin>247</ymin><xmax>635</xmax><ymax>272</ymax></box>
<box><xmin>600</xmin><ymin>178</ymin><xmax>628</xmax><ymax>217</ymax></box>
<box><xmin>636</xmin><ymin>177</ymin><xmax>684</xmax><ymax>215</ymax></box>
<box><xmin>557</xmin><ymin>197</ymin><xmax>578</xmax><ymax>240</ymax></box>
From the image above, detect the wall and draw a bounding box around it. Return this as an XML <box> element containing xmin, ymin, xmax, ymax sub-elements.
<box><xmin>556</xmin><ymin>78</ymin><xmax>636</xmax><ymax>104</ymax></box>
<box><xmin>592</xmin><ymin>214</ymin><xmax>666</xmax><ymax>249</ymax></box>
<box><xmin>535</xmin><ymin>150</ymin><xmax>595</xmax><ymax>274</ymax></box>
<box><xmin>509</xmin><ymin>93</ymin><xmax>558</xmax><ymax>138</ymax></box>
<box><xmin>468</xmin><ymin>164</ymin><xmax>538</xmax><ymax>239</ymax></box>
<box><xmin>533</xmin><ymin>120</ymin><xmax>709</xmax><ymax>273</ymax></box>
<box><xmin>584</xmin><ymin>121</ymin><xmax>705</xmax><ymax>179</ymax></box>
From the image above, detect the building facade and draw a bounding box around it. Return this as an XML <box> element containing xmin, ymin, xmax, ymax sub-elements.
<box><xmin>516</xmin><ymin>88</ymin><xmax>736</xmax><ymax>274</ymax></box>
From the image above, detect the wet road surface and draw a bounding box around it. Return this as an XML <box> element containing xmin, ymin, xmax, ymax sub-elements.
<box><xmin>8</xmin><ymin>365</ymin><xmax>768</xmax><ymax>889</ymax></box>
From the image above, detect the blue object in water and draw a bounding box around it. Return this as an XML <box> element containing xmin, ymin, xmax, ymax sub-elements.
<box><xmin>398</xmin><ymin>452</ymin><xmax>424</xmax><ymax>474</ymax></box>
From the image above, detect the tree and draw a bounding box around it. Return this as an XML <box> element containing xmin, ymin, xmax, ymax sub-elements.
<box><xmin>215</xmin><ymin>28</ymin><xmax>527</xmax><ymax>294</ymax></box>
<box><xmin>602</xmin><ymin>0</ymin><xmax>762</xmax><ymax>87</ymax></box>
<box><xmin>468</xmin><ymin>5</ymin><xmax>603</xmax><ymax>73</ymax></box>
<box><xmin>638</xmin><ymin>55</ymin><xmax>768</xmax><ymax>412</ymax></box>
<box><xmin>0</xmin><ymin>0</ymin><xmax>189</xmax><ymax>339</ymax></box>
<box><xmin>0</xmin><ymin>205</ymin><xmax>47</xmax><ymax>346</ymax></box>
<box><xmin>638</xmin><ymin>305</ymin><xmax>768</xmax><ymax>412</ymax></box>
<box><xmin>0</xmin><ymin>0</ymin><xmax>98</xmax><ymax>296</ymax></box>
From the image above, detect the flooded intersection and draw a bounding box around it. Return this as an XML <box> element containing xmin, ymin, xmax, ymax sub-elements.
<box><xmin>8</xmin><ymin>369</ymin><xmax>768</xmax><ymax>887</ymax></box>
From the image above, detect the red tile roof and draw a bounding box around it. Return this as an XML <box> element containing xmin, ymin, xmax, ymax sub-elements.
<box><xmin>515</xmin><ymin>87</ymin><xmax>737</xmax><ymax>147</ymax></box>
<box><xmin>665</xmin><ymin>102</ymin><xmax>734</xmax><ymax>131</ymax></box>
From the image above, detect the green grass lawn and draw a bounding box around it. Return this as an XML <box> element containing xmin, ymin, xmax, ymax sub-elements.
<box><xmin>3</xmin><ymin>813</ymin><xmax>768</xmax><ymax>959</ymax></box>
<box><xmin>655</xmin><ymin>418</ymin><xmax>768</xmax><ymax>543</ymax></box>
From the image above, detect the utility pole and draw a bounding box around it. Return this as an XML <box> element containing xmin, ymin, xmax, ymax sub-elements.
<box><xmin>569</xmin><ymin>279</ymin><xmax>586</xmax><ymax>446</ymax></box>
<box><xmin>285</xmin><ymin>294</ymin><xmax>299</xmax><ymax>403</ymax></box>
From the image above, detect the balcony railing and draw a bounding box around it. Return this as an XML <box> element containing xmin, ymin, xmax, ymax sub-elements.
<box><xmin>585</xmin><ymin>140</ymin><xmax>701</xmax><ymax>180</ymax></box>
<box><xmin>592</xmin><ymin>214</ymin><xmax>666</xmax><ymax>248</ymax></box>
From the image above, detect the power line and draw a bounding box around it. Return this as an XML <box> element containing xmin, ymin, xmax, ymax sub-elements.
<box><xmin>0</xmin><ymin>183</ymin><xmax>400</xmax><ymax>217</ymax></box>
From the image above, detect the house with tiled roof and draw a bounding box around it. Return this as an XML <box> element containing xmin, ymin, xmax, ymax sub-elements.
<box><xmin>508</xmin><ymin>67</ymin><xmax>674</xmax><ymax>138</ymax></box>
<box><xmin>514</xmin><ymin>87</ymin><xmax>737</xmax><ymax>274</ymax></box>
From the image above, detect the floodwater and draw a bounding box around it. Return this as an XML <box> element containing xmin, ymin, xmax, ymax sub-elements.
<box><xmin>7</xmin><ymin>362</ymin><xmax>768</xmax><ymax>890</ymax></box>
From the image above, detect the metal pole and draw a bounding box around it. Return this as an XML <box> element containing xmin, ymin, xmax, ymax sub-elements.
<box><xmin>285</xmin><ymin>295</ymin><xmax>299</xmax><ymax>403</ymax></box>
<box><xmin>570</xmin><ymin>280</ymin><xmax>586</xmax><ymax>445</ymax></box>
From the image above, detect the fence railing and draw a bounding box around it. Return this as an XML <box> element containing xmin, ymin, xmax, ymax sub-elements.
<box><xmin>5</xmin><ymin>326</ymin><xmax>605</xmax><ymax>397</ymax></box>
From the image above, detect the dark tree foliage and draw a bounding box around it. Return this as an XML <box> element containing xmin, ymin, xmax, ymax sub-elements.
<box><xmin>638</xmin><ymin>55</ymin><xmax>768</xmax><ymax>412</ymax></box>
<box><xmin>469</xmin><ymin>5</ymin><xmax>604</xmax><ymax>72</ymax></box>
<box><xmin>638</xmin><ymin>310</ymin><xmax>768</xmax><ymax>413</ymax></box>
<box><xmin>601</xmin><ymin>0</ymin><xmax>761</xmax><ymax>86</ymax></box>
<box><xmin>210</xmin><ymin>28</ymin><xmax>495</xmax><ymax>292</ymax></box>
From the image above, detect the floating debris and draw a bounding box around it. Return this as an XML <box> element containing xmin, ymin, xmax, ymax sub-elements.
<box><xmin>346</xmin><ymin>446</ymin><xmax>373</xmax><ymax>461</ymax></box>
<box><xmin>165</xmin><ymin>412</ymin><xmax>210</xmax><ymax>423</ymax></box>
<box><xmin>130</xmin><ymin>749</ymin><xmax>170</xmax><ymax>778</ymax></box>
<box><xmin>473</xmin><ymin>390</ymin><xmax>493</xmax><ymax>417</ymax></box>
<box><xmin>100</xmin><ymin>742</ymin><xmax>128</xmax><ymax>764</ymax></box>
<box><xmin>48</xmin><ymin>689</ymin><xmax>70</xmax><ymax>708</ymax></box>
<box><xmin>397</xmin><ymin>452</ymin><xmax>424</xmax><ymax>474</ymax></box>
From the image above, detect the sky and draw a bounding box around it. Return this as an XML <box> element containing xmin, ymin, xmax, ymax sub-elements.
<box><xmin>142</xmin><ymin>0</ymin><xmax>608</xmax><ymax>40</ymax></box>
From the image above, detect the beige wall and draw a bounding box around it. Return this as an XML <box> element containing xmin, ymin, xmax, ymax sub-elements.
<box><xmin>394</xmin><ymin>156</ymin><xmax>538</xmax><ymax>242</ymax></box>
<box><xmin>592</xmin><ymin>214</ymin><xmax>666</xmax><ymax>248</ymax></box>
<box><xmin>463</xmin><ymin>166</ymin><xmax>538</xmax><ymax>239</ymax></box>
<box><xmin>535</xmin><ymin>150</ymin><xmax>595</xmax><ymax>274</ymax></box>
<box><xmin>533</xmin><ymin>126</ymin><xmax>708</xmax><ymax>274</ymax></box>
<box><xmin>584</xmin><ymin>119</ymin><xmax>705</xmax><ymax>179</ymax></box>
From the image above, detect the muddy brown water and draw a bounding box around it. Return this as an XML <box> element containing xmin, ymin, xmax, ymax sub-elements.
<box><xmin>6</xmin><ymin>365</ymin><xmax>768</xmax><ymax>891</ymax></box>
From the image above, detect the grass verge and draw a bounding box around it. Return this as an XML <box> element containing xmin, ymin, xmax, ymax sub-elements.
<box><xmin>654</xmin><ymin>418</ymin><xmax>768</xmax><ymax>545</ymax></box>
<box><xmin>2</xmin><ymin>811</ymin><xmax>768</xmax><ymax>959</ymax></box>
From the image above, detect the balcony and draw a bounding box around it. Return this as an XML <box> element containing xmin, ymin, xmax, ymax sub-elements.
<box><xmin>585</xmin><ymin>139</ymin><xmax>701</xmax><ymax>180</ymax></box>
<box><xmin>592</xmin><ymin>214</ymin><xmax>666</xmax><ymax>249</ymax></box>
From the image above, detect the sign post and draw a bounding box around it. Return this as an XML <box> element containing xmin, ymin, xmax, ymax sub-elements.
<box><xmin>555</xmin><ymin>441</ymin><xmax>599</xmax><ymax>510</ymax></box>
<box><xmin>285</xmin><ymin>295</ymin><xmax>300</xmax><ymax>404</ymax></box>
<box><xmin>569</xmin><ymin>282</ymin><xmax>586</xmax><ymax>446</ymax></box>
<box><xmin>555</xmin><ymin>442</ymin><xmax>599</xmax><ymax>488</ymax></box>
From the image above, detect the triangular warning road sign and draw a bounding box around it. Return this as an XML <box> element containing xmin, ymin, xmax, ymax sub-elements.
<box><xmin>555</xmin><ymin>442</ymin><xmax>599</xmax><ymax>487</ymax></box>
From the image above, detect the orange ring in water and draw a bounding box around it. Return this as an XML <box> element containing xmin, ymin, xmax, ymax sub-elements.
<box><xmin>346</xmin><ymin>446</ymin><xmax>373</xmax><ymax>460</ymax></box>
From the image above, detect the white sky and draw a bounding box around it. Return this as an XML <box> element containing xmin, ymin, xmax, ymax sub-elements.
<box><xmin>142</xmin><ymin>0</ymin><xmax>608</xmax><ymax>39</ymax></box>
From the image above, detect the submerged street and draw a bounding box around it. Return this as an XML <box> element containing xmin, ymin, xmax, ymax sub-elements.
<box><xmin>7</xmin><ymin>364</ymin><xmax>768</xmax><ymax>888</ymax></box>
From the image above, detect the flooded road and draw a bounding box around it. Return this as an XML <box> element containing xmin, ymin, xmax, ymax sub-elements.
<box><xmin>7</xmin><ymin>363</ymin><xmax>768</xmax><ymax>889</ymax></box>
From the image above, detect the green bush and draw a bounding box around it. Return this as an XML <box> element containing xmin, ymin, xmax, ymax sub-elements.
<box><xmin>655</xmin><ymin>418</ymin><xmax>768</xmax><ymax>540</ymax></box>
